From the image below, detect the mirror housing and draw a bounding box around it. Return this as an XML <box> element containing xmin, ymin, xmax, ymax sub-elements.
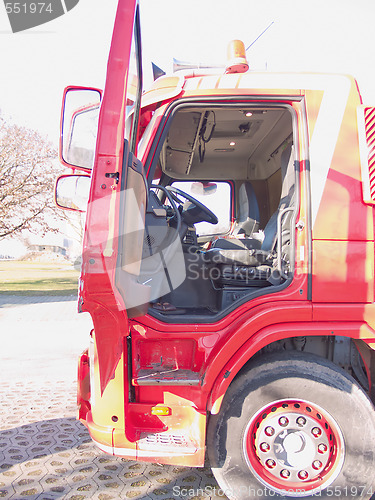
<box><xmin>55</xmin><ymin>174</ymin><xmax>91</xmax><ymax>212</ymax></box>
<box><xmin>60</xmin><ymin>86</ymin><xmax>102</xmax><ymax>171</ymax></box>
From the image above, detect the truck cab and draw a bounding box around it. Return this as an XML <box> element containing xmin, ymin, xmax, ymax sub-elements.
<box><xmin>55</xmin><ymin>1</ymin><xmax>375</xmax><ymax>498</ymax></box>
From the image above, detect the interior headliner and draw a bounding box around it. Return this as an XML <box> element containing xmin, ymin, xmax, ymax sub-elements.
<box><xmin>160</xmin><ymin>105</ymin><xmax>293</xmax><ymax>181</ymax></box>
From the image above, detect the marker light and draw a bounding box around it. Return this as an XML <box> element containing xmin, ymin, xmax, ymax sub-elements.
<box><xmin>225</xmin><ymin>40</ymin><xmax>249</xmax><ymax>74</ymax></box>
<box><xmin>151</xmin><ymin>406</ymin><xmax>171</xmax><ymax>416</ymax></box>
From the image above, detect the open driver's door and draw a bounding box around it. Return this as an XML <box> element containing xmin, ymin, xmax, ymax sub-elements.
<box><xmin>80</xmin><ymin>0</ymin><xmax>148</xmax><ymax>394</ymax></box>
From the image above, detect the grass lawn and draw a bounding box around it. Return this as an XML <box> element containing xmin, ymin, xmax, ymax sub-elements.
<box><xmin>0</xmin><ymin>260</ymin><xmax>80</xmax><ymax>295</ymax></box>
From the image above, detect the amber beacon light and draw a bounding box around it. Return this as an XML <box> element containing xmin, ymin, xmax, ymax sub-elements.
<box><xmin>225</xmin><ymin>40</ymin><xmax>249</xmax><ymax>74</ymax></box>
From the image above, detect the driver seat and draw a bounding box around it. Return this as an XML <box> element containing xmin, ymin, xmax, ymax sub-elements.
<box><xmin>204</xmin><ymin>143</ymin><xmax>295</xmax><ymax>271</ymax></box>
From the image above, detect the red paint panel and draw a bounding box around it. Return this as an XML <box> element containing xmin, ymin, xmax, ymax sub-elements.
<box><xmin>312</xmin><ymin>83</ymin><xmax>370</xmax><ymax>241</ymax></box>
<box><xmin>305</xmin><ymin>90</ymin><xmax>324</xmax><ymax>142</ymax></box>
<box><xmin>313</xmin><ymin>303</ymin><xmax>370</xmax><ymax>322</ymax></box>
<box><xmin>312</xmin><ymin>240</ymin><xmax>374</xmax><ymax>303</ymax></box>
<box><xmin>313</xmin><ymin>168</ymin><xmax>366</xmax><ymax>241</ymax></box>
<box><xmin>77</xmin><ymin>349</ymin><xmax>91</xmax><ymax>422</ymax></box>
<box><xmin>136</xmin><ymin>339</ymin><xmax>195</xmax><ymax>370</ymax></box>
<box><xmin>202</xmin><ymin>301</ymin><xmax>312</xmax><ymax>392</ymax></box>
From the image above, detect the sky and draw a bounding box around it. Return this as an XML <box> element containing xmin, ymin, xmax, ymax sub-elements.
<box><xmin>1</xmin><ymin>0</ymin><xmax>375</xmax><ymax>146</ymax></box>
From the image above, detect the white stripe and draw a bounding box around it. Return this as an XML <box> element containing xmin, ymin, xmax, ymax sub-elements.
<box><xmin>61</xmin><ymin>0</ymin><xmax>68</xmax><ymax>14</ymax></box>
<box><xmin>307</xmin><ymin>76</ymin><xmax>351</xmax><ymax>225</ymax></box>
<box><xmin>136</xmin><ymin>447</ymin><xmax>196</xmax><ymax>457</ymax></box>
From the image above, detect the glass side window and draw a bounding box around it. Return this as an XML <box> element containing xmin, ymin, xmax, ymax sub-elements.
<box><xmin>172</xmin><ymin>181</ymin><xmax>231</xmax><ymax>236</ymax></box>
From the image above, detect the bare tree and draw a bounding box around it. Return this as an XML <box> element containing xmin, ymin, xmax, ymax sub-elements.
<box><xmin>0</xmin><ymin>115</ymin><xmax>62</xmax><ymax>239</ymax></box>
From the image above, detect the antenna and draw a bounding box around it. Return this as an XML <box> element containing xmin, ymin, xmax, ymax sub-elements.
<box><xmin>246</xmin><ymin>21</ymin><xmax>274</xmax><ymax>51</ymax></box>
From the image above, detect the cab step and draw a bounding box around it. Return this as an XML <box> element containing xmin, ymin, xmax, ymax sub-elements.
<box><xmin>134</xmin><ymin>368</ymin><xmax>201</xmax><ymax>385</ymax></box>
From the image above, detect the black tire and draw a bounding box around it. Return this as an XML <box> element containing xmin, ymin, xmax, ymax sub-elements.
<box><xmin>207</xmin><ymin>352</ymin><xmax>375</xmax><ymax>500</ymax></box>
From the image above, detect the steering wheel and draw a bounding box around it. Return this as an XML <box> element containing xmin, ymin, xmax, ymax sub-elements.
<box><xmin>165</xmin><ymin>186</ymin><xmax>218</xmax><ymax>225</ymax></box>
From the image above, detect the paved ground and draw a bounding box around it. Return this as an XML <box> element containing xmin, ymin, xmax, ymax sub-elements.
<box><xmin>0</xmin><ymin>295</ymin><xmax>225</xmax><ymax>500</ymax></box>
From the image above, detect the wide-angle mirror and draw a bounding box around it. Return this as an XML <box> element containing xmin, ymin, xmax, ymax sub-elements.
<box><xmin>55</xmin><ymin>174</ymin><xmax>91</xmax><ymax>212</ymax></box>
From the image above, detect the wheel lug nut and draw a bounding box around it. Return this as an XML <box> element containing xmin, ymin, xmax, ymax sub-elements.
<box><xmin>311</xmin><ymin>427</ymin><xmax>322</xmax><ymax>438</ymax></box>
<box><xmin>266</xmin><ymin>459</ymin><xmax>276</xmax><ymax>469</ymax></box>
<box><xmin>280</xmin><ymin>469</ymin><xmax>290</xmax><ymax>478</ymax></box>
<box><xmin>278</xmin><ymin>416</ymin><xmax>289</xmax><ymax>427</ymax></box>
<box><xmin>312</xmin><ymin>460</ymin><xmax>323</xmax><ymax>470</ymax></box>
<box><xmin>260</xmin><ymin>442</ymin><xmax>270</xmax><ymax>452</ymax></box>
<box><xmin>318</xmin><ymin>443</ymin><xmax>328</xmax><ymax>453</ymax></box>
<box><xmin>265</xmin><ymin>426</ymin><xmax>275</xmax><ymax>436</ymax></box>
<box><xmin>298</xmin><ymin>470</ymin><xmax>309</xmax><ymax>480</ymax></box>
<box><xmin>296</xmin><ymin>416</ymin><xmax>306</xmax><ymax>426</ymax></box>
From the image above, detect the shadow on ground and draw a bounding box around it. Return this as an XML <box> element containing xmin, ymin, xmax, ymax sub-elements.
<box><xmin>0</xmin><ymin>382</ymin><xmax>221</xmax><ymax>500</ymax></box>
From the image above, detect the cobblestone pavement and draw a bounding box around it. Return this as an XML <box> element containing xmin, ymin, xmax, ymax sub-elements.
<box><xmin>0</xmin><ymin>295</ymin><xmax>225</xmax><ymax>500</ymax></box>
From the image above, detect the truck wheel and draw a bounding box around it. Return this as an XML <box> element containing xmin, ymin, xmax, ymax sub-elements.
<box><xmin>207</xmin><ymin>352</ymin><xmax>375</xmax><ymax>499</ymax></box>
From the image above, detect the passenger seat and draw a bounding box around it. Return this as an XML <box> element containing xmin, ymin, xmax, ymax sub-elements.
<box><xmin>212</xmin><ymin>181</ymin><xmax>261</xmax><ymax>251</ymax></box>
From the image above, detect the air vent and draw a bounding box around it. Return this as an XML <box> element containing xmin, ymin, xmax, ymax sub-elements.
<box><xmin>358</xmin><ymin>105</ymin><xmax>375</xmax><ymax>204</ymax></box>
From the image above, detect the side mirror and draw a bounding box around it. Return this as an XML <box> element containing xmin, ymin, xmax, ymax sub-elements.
<box><xmin>60</xmin><ymin>87</ymin><xmax>102</xmax><ymax>170</ymax></box>
<box><xmin>55</xmin><ymin>174</ymin><xmax>91</xmax><ymax>212</ymax></box>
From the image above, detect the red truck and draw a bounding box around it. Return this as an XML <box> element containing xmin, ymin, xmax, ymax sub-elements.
<box><xmin>55</xmin><ymin>1</ymin><xmax>375</xmax><ymax>498</ymax></box>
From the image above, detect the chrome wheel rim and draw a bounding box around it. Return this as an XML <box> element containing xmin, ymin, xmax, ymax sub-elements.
<box><xmin>243</xmin><ymin>399</ymin><xmax>345</xmax><ymax>496</ymax></box>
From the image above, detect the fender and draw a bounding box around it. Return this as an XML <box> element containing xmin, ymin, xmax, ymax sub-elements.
<box><xmin>207</xmin><ymin>320</ymin><xmax>375</xmax><ymax>414</ymax></box>
<box><xmin>200</xmin><ymin>298</ymin><xmax>313</xmax><ymax>393</ymax></box>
